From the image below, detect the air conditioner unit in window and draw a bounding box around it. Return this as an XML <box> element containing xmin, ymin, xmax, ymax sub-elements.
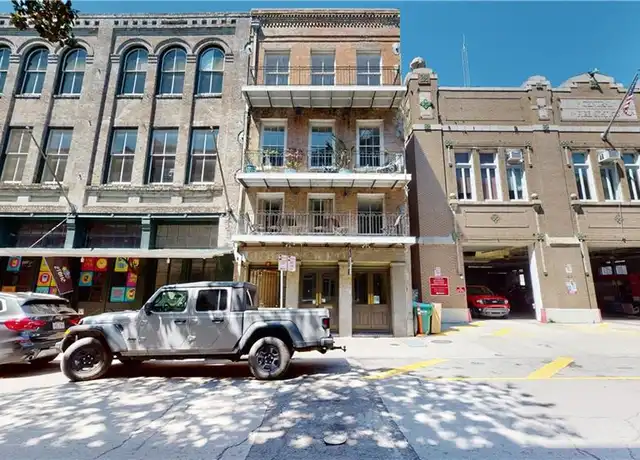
<box><xmin>506</xmin><ymin>149</ymin><xmax>524</xmax><ymax>164</ymax></box>
<box><xmin>597</xmin><ymin>149</ymin><xmax>621</xmax><ymax>163</ymax></box>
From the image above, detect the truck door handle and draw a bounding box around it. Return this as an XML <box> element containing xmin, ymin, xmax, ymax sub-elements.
<box><xmin>174</xmin><ymin>319</ymin><xmax>187</xmax><ymax>324</ymax></box>
<box><xmin>212</xmin><ymin>318</ymin><xmax>224</xmax><ymax>323</ymax></box>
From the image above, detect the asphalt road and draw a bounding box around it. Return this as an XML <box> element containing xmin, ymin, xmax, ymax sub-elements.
<box><xmin>2</xmin><ymin>319</ymin><xmax>640</xmax><ymax>460</ymax></box>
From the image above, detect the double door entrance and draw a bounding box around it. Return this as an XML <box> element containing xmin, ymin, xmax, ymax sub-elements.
<box><xmin>300</xmin><ymin>268</ymin><xmax>338</xmax><ymax>332</ymax></box>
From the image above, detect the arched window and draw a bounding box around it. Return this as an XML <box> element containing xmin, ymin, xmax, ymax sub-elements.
<box><xmin>158</xmin><ymin>47</ymin><xmax>186</xmax><ymax>95</ymax></box>
<box><xmin>0</xmin><ymin>47</ymin><xmax>10</xmax><ymax>94</ymax></box>
<box><xmin>196</xmin><ymin>47</ymin><xmax>224</xmax><ymax>95</ymax></box>
<box><xmin>20</xmin><ymin>48</ymin><xmax>49</xmax><ymax>95</ymax></box>
<box><xmin>120</xmin><ymin>48</ymin><xmax>148</xmax><ymax>95</ymax></box>
<box><xmin>58</xmin><ymin>48</ymin><xmax>87</xmax><ymax>95</ymax></box>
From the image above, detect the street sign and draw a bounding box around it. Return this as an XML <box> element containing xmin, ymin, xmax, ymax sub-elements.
<box><xmin>456</xmin><ymin>286</ymin><xmax>466</xmax><ymax>294</ymax></box>
<box><xmin>429</xmin><ymin>276</ymin><xmax>449</xmax><ymax>296</ymax></box>
<box><xmin>434</xmin><ymin>266</ymin><xmax>442</xmax><ymax>277</ymax></box>
<box><xmin>287</xmin><ymin>256</ymin><xmax>296</xmax><ymax>272</ymax></box>
<box><xmin>278</xmin><ymin>255</ymin><xmax>288</xmax><ymax>271</ymax></box>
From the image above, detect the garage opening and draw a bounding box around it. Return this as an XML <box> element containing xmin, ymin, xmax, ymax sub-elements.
<box><xmin>463</xmin><ymin>247</ymin><xmax>535</xmax><ymax>319</ymax></box>
<box><xmin>590</xmin><ymin>249</ymin><xmax>640</xmax><ymax>319</ymax></box>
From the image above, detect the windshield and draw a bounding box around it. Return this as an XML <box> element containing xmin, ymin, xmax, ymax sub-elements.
<box><xmin>467</xmin><ymin>286</ymin><xmax>494</xmax><ymax>295</ymax></box>
<box><xmin>20</xmin><ymin>300</ymin><xmax>75</xmax><ymax>315</ymax></box>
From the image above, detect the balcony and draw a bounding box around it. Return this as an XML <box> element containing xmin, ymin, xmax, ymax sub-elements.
<box><xmin>236</xmin><ymin>149</ymin><xmax>411</xmax><ymax>188</ymax></box>
<box><xmin>233</xmin><ymin>212</ymin><xmax>415</xmax><ymax>246</ymax></box>
<box><xmin>242</xmin><ymin>66</ymin><xmax>405</xmax><ymax>109</ymax></box>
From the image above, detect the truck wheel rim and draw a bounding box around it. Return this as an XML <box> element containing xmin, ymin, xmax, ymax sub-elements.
<box><xmin>70</xmin><ymin>347</ymin><xmax>101</xmax><ymax>374</ymax></box>
<box><xmin>256</xmin><ymin>344</ymin><xmax>280</xmax><ymax>372</ymax></box>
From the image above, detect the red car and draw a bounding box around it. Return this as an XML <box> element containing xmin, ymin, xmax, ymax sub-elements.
<box><xmin>466</xmin><ymin>285</ymin><xmax>510</xmax><ymax>318</ymax></box>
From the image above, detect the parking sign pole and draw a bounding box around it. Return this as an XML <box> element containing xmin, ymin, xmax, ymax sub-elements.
<box><xmin>279</xmin><ymin>269</ymin><xmax>284</xmax><ymax>309</ymax></box>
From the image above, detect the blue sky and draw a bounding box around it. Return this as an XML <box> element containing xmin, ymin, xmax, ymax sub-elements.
<box><xmin>2</xmin><ymin>1</ymin><xmax>638</xmax><ymax>87</ymax></box>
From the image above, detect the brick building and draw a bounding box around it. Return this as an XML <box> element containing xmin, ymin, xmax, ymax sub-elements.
<box><xmin>0</xmin><ymin>13</ymin><xmax>250</xmax><ymax>314</ymax></box>
<box><xmin>404</xmin><ymin>58</ymin><xmax>640</xmax><ymax>323</ymax></box>
<box><xmin>233</xmin><ymin>9</ymin><xmax>414</xmax><ymax>336</ymax></box>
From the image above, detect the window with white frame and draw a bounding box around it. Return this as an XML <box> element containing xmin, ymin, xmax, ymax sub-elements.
<box><xmin>309</xmin><ymin>195</ymin><xmax>334</xmax><ymax>232</ymax></box>
<box><xmin>21</xmin><ymin>48</ymin><xmax>49</xmax><ymax>95</ymax></box>
<box><xmin>148</xmin><ymin>129</ymin><xmax>178</xmax><ymax>184</ymax></box>
<box><xmin>41</xmin><ymin>128</ymin><xmax>72</xmax><ymax>183</ymax></box>
<box><xmin>480</xmin><ymin>153</ymin><xmax>500</xmax><ymax>200</ymax></box>
<box><xmin>455</xmin><ymin>152</ymin><xmax>473</xmax><ymax>200</ymax></box>
<box><xmin>58</xmin><ymin>48</ymin><xmax>87</xmax><ymax>95</ymax></box>
<box><xmin>1</xmin><ymin>128</ymin><xmax>31</xmax><ymax>183</ymax></box>
<box><xmin>309</xmin><ymin>124</ymin><xmax>334</xmax><ymax>168</ymax></box>
<box><xmin>311</xmin><ymin>52</ymin><xmax>335</xmax><ymax>86</ymax></box>
<box><xmin>120</xmin><ymin>48</ymin><xmax>148</xmax><ymax>95</ymax></box>
<box><xmin>357</xmin><ymin>124</ymin><xmax>382</xmax><ymax>167</ymax></box>
<box><xmin>257</xmin><ymin>195</ymin><xmax>283</xmax><ymax>233</ymax></box>
<box><xmin>158</xmin><ymin>47</ymin><xmax>186</xmax><ymax>95</ymax></box>
<box><xmin>0</xmin><ymin>47</ymin><xmax>9</xmax><ymax>94</ymax></box>
<box><xmin>506</xmin><ymin>162</ymin><xmax>526</xmax><ymax>200</ymax></box>
<box><xmin>264</xmin><ymin>53</ymin><xmax>289</xmax><ymax>85</ymax></box>
<box><xmin>189</xmin><ymin>128</ymin><xmax>218</xmax><ymax>183</ymax></box>
<box><xmin>196</xmin><ymin>47</ymin><xmax>224</xmax><ymax>95</ymax></box>
<box><xmin>600</xmin><ymin>163</ymin><xmax>621</xmax><ymax>201</ymax></box>
<box><xmin>260</xmin><ymin>124</ymin><xmax>286</xmax><ymax>168</ymax></box>
<box><xmin>572</xmin><ymin>152</ymin><xmax>593</xmax><ymax>200</ymax></box>
<box><xmin>356</xmin><ymin>52</ymin><xmax>381</xmax><ymax>85</ymax></box>
<box><xmin>106</xmin><ymin>128</ymin><xmax>137</xmax><ymax>183</ymax></box>
<box><xmin>357</xmin><ymin>195</ymin><xmax>384</xmax><ymax>234</ymax></box>
<box><xmin>624</xmin><ymin>153</ymin><xmax>640</xmax><ymax>201</ymax></box>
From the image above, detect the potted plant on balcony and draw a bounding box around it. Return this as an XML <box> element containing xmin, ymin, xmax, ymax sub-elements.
<box><xmin>332</xmin><ymin>135</ymin><xmax>354</xmax><ymax>173</ymax></box>
<box><xmin>262</xmin><ymin>148</ymin><xmax>284</xmax><ymax>169</ymax></box>
<box><xmin>285</xmin><ymin>148</ymin><xmax>304</xmax><ymax>173</ymax></box>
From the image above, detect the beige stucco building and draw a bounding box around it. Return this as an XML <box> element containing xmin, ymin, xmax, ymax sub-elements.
<box><xmin>404</xmin><ymin>58</ymin><xmax>640</xmax><ymax>323</ymax></box>
<box><xmin>233</xmin><ymin>9</ymin><xmax>415</xmax><ymax>336</ymax></box>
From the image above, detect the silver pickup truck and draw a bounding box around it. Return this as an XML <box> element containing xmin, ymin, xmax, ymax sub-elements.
<box><xmin>57</xmin><ymin>281</ymin><xmax>342</xmax><ymax>381</ymax></box>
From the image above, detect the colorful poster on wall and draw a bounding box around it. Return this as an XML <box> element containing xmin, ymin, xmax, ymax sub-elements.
<box><xmin>110</xmin><ymin>287</ymin><xmax>126</xmax><ymax>302</ymax></box>
<box><xmin>46</xmin><ymin>257</ymin><xmax>73</xmax><ymax>294</ymax></box>
<box><xmin>35</xmin><ymin>286</ymin><xmax>50</xmax><ymax>294</ymax></box>
<box><xmin>95</xmin><ymin>258</ymin><xmax>109</xmax><ymax>272</ymax></box>
<box><xmin>79</xmin><ymin>271</ymin><xmax>94</xmax><ymax>287</ymax></box>
<box><xmin>114</xmin><ymin>257</ymin><xmax>129</xmax><ymax>273</ymax></box>
<box><xmin>81</xmin><ymin>257</ymin><xmax>96</xmax><ymax>271</ymax></box>
<box><xmin>40</xmin><ymin>258</ymin><xmax>49</xmax><ymax>272</ymax></box>
<box><xmin>128</xmin><ymin>258</ymin><xmax>140</xmax><ymax>273</ymax></box>
<box><xmin>124</xmin><ymin>288</ymin><xmax>136</xmax><ymax>302</ymax></box>
<box><xmin>37</xmin><ymin>271</ymin><xmax>53</xmax><ymax>287</ymax></box>
<box><xmin>49</xmin><ymin>287</ymin><xmax>58</xmax><ymax>295</ymax></box>
<box><xmin>1</xmin><ymin>286</ymin><xmax>16</xmax><ymax>293</ymax></box>
<box><xmin>126</xmin><ymin>272</ymin><xmax>138</xmax><ymax>287</ymax></box>
<box><xmin>6</xmin><ymin>256</ymin><xmax>22</xmax><ymax>273</ymax></box>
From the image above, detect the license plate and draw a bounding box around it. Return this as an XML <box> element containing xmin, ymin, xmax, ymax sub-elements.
<box><xmin>52</xmin><ymin>321</ymin><xmax>65</xmax><ymax>330</ymax></box>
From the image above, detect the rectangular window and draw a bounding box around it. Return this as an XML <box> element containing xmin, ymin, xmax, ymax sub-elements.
<box><xmin>357</xmin><ymin>125</ymin><xmax>382</xmax><ymax>167</ymax></box>
<box><xmin>311</xmin><ymin>52</ymin><xmax>335</xmax><ymax>86</ymax></box>
<box><xmin>84</xmin><ymin>222</ymin><xmax>141</xmax><ymax>248</ymax></box>
<box><xmin>257</xmin><ymin>196</ymin><xmax>283</xmax><ymax>233</ymax></box>
<box><xmin>309</xmin><ymin>196</ymin><xmax>334</xmax><ymax>232</ymax></box>
<box><xmin>480</xmin><ymin>153</ymin><xmax>500</xmax><ymax>200</ymax></box>
<box><xmin>41</xmin><ymin>129</ymin><xmax>72</xmax><ymax>183</ymax></box>
<box><xmin>14</xmin><ymin>220</ymin><xmax>66</xmax><ymax>248</ymax></box>
<box><xmin>264</xmin><ymin>53</ymin><xmax>289</xmax><ymax>85</ymax></box>
<box><xmin>624</xmin><ymin>153</ymin><xmax>640</xmax><ymax>201</ymax></box>
<box><xmin>600</xmin><ymin>164</ymin><xmax>621</xmax><ymax>201</ymax></box>
<box><xmin>455</xmin><ymin>152</ymin><xmax>473</xmax><ymax>200</ymax></box>
<box><xmin>106</xmin><ymin>128</ymin><xmax>137</xmax><ymax>183</ymax></box>
<box><xmin>260</xmin><ymin>124</ymin><xmax>286</xmax><ymax>168</ymax></box>
<box><xmin>1</xmin><ymin>128</ymin><xmax>31</xmax><ymax>183</ymax></box>
<box><xmin>357</xmin><ymin>195</ymin><xmax>384</xmax><ymax>234</ymax></box>
<box><xmin>356</xmin><ymin>52</ymin><xmax>381</xmax><ymax>85</ymax></box>
<box><xmin>189</xmin><ymin>128</ymin><xmax>218</xmax><ymax>183</ymax></box>
<box><xmin>309</xmin><ymin>125</ymin><xmax>334</xmax><ymax>168</ymax></box>
<box><xmin>148</xmin><ymin>129</ymin><xmax>178</xmax><ymax>184</ymax></box>
<box><xmin>506</xmin><ymin>164</ymin><xmax>526</xmax><ymax>200</ymax></box>
<box><xmin>195</xmin><ymin>288</ymin><xmax>228</xmax><ymax>312</ymax></box>
<box><xmin>572</xmin><ymin>153</ymin><xmax>593</xmax><ymax>200</ymax></box>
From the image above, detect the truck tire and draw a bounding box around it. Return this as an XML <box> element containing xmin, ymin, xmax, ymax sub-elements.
<box><xmin>61</xmin><ymin>337</ymin><xmax>112</xmax><ymax>382</ymax></box>
<box><xmin>248</xmin><ymin>336</ymin><xmax>291</xmax><ymax>380</ymax></box>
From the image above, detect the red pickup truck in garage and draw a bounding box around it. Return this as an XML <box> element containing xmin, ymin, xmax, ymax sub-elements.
<box><xmin>467</xmin><ymin>285</ymin><xmax>510</xmax><ymax>319</ymax></box>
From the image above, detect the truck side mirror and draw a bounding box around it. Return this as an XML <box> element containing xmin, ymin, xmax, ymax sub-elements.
<box><xmin>143</xmin><ymin>303</ymin><xmax>153</xmax><ymax>316</ymax></box>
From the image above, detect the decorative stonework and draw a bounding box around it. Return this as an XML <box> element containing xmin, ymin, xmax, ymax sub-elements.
<box><xmin>615</xmin><ymin>214</ymin><xmax>624</xmax><ymax>225</ymax></box>
<box><xmin>490</xmin><ymin>214</ymin><xmax>500</xmax><ymax>224</ymax></box>
<box><xmin>252</xmin><ymin>10</ymin><xmax>400</xmax><ymax>28</ymax></box>
<box><xmin>418</xmin><ymin>91</ymin><xmax>434</xmax><ymax>119</ymax></box>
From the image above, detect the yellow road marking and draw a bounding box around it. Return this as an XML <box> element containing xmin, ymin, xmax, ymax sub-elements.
<box><xmin>365</xmin><ymin>358</ymin><xmax>447</xmax><ymax>380</ymax></box>
<box><xmin>526</xmin><ymin>357</ymin><xmax>574</xmax><ymax>379</ymax></box>
<box><xmin>424</xmin><ymin>375</ymin><xmax>640</xmax><ymax>382</ymax></box>
<box><xmin>491</xmin><ymin>328</ymin><xmax>512</xmax><ymax>337</ymax></box>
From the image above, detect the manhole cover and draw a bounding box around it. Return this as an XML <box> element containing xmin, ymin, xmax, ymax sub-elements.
<box><xmin>324</xmin><ymin>432</ymin><xmax>348</xmax><ymax>445</ymax></box>
<box><xmin>431</xmin><ymin>339</ymin><xmax>452</xmax><ymax>344</ymax></box>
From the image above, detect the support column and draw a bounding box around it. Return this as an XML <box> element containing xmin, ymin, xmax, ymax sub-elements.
<box><xmin>390</xmin><ymin>262</ymin><xmax>412</xmax><ymax>337</ymax></box>
<box><xmin>338</xmin><ymin>261</ymin><xmax>352</xmax><ymax>336</ymax></box>
<box><xmin>285</xmin><ymin>267</ymin><xmax>299</xmax><ymax>308</ymax></box>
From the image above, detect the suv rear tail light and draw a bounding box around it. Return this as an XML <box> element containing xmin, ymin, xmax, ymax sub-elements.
<box><xmin>4</xmin><ymin>318</ymin><xmax>47</xmax><ymax>332</ymax></box>
<box><xmin>69</xmin><ymin>317</ymin><xmax>81</xmax><ymax>326</ymax></box>
<box><xmin>322</xmin><ymin>317</ymin><xmax>330</xmax><ymax>330</ymax></box>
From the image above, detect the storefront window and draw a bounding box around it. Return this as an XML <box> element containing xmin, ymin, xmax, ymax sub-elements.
<box><xmin>84</xmin><ymin>221</ymin><xmax>141</xmax><ymax>248</ymax></box>
<box><xmin>353</xmin><ymin>271</ymin><xmax>387</xmax><ymax>305</ymax></box>
<box><xmin>1</xmin><ymin>257</ymin><xmax>39</xmax><ymax>292</ymax></box>
<box><xmin>14</xmin><ymin>221</ymin><xmax>67</xmax><ymax>248</ymax></box>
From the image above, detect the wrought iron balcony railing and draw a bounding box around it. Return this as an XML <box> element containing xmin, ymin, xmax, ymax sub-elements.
<box><xmin>248</xmin><ymin>66</ymin><xmax>402</xmax><ymax>86</ymax></box>
<box><xmin>243</xmin><ymin>149</ymin><xmax>405</xmax><ymax>174</ymax></box>
<box><xmin>239</xmin><ymin>212</ymin><xmax>410</xmax><ymax>237</ymax></box>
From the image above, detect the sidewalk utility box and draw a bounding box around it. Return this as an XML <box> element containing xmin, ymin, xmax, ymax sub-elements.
<box><xmin>413</xmin><ymin>302</ymin><xmax>433</xmax><ymax>335</ymax></box>
<box><xmin>431</xmin><ymin>303</ymin><xmax>442</xmax><ymax>334</ymax></box>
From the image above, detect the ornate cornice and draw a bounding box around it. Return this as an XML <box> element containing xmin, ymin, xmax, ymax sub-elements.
<box><xmin>251</xmin><ymin>9</ymin><xmax>400</xmax><ymax>28</ymax></box>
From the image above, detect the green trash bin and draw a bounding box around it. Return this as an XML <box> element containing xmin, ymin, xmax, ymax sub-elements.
<box><xmin>413</xmin><ymin>302</ymin><xmax>433</xmax><ymax>335</ymax></box>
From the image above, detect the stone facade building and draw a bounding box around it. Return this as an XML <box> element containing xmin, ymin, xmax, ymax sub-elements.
<box><xmin>404</xmin><ymin>59</ymin><xmax>640</xmax><ymax>323</ymax></box>
<box><xmin>0</xmin><ymin>13</ymin><xmax>250</xmax><ymax>314</ymax></box>
<box><xmin>233</xmin><ymin>9</ymin><xmax>414</xmax><ymax>336</ymax></box>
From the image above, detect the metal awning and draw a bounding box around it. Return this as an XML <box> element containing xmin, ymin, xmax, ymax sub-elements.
<box><xmin>0</xmin><ymin>248</ymin><xmax>233</xmax><ymax>259</ymax></box>
<box><xmin>242</xmin><ymin>85</ymin><xmax>406</xmax><ymax>109</ymax></box>
<box><xmin>233</xmin><ymin>234</ymin><xmax>416</xmax><ymax>247</ymax></box>
<box><xmin>236</xmin><ymin>172</ymin><xmax>411</xmax><ymax>189</ymax></box>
